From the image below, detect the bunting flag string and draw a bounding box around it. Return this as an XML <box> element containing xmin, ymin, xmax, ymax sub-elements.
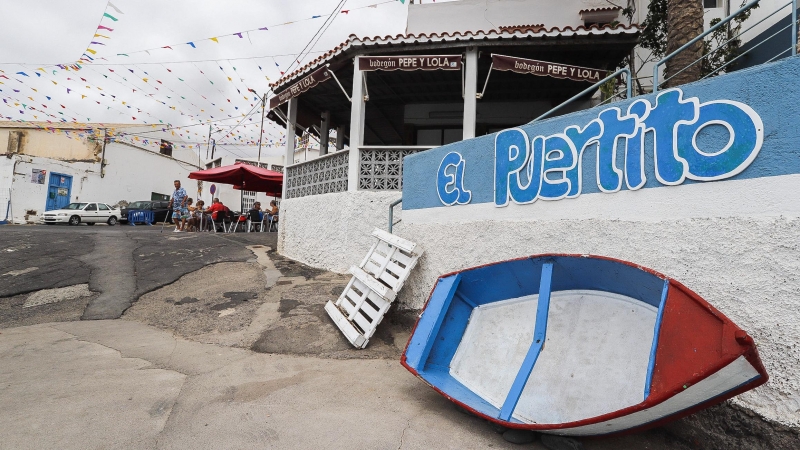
<box><xmin>196</xmin><ymin>61</ymin><xmax>256</xmax><ymax>116</ymax></box>
<box><xmin>100</xmin><ymin>65</ymin><xmax>201</xmax><ymax>122</ymax></box>
<box><xmin>109</xmin><ymin>0</ymin><xmax>397</xmax><ymax>59</ymax></box>
<box><xmin>87</xmin><ymin>59</ymin><xmax>256</xmax><ymax>137</ymax></box>
<box><xmin>23</xmin><ymin>65</ymin><xmax>136</xmax><ymax>122</ymax></box>
<box><xmin>2</xmin><ymin>11</ymin><xmax>308</xmax><ymax>153</ymax></box>
<box><xmin>61</xmin><ymin>64</ymin><xmax>176</xmax><ymax>124</ymax></box>
<box><xmin>130</xmin><ymin>63</ymin><xmax>208</xmax><ymax>114</ymax></box>
<box><xmin>191</xmin><ymin>61</ymin><xmax>241</xmax><ymax>115</ymax></box>
<box><xmin>157</xmin><ymin>63</ymin><xmax>225</xmax><ymax>115</ymax></box>
<box><xmin>1</xmin><ymin>68</ymin><xmax>98</xmax><ymax>123</ymax></box>
<box><xmin>218</xmin><ymin>61</ymin><xmax>258</xmax><ymax>107</ymax></box>
<box><xmin>1</xmin><ymin>71</ymin><xmax>277</xmax><ymax>150</ymax></box>
<box><xmin>70</xmin><ymin>1</ymin><xmax>125</xmax><ymax>68</ymax></box>
<box><xmin>85</xmin><ymin>66</ymin><xmax>159</xmax><ymax>113</ymax></box>
<box><xmin>1</xmin><ymin>92</ymin><xmax>64</xmax><ymax>122</ymax></box>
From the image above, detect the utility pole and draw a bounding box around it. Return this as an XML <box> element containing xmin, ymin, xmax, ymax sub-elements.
<box><xmin>205</xmin><ymin>124</ymin><xmax>212</xmax><ymax>160</ymax></box>
<box><xmin>100</xmin><ymin>128</ymin><xmax>108</xmax><ymax>178</ymax></box>
<box><xmin>257</xmin><ymin>94</ymin><xmax>267</xmax><ymax>164</ymax></box>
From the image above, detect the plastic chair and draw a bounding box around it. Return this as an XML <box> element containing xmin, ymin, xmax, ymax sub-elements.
<box><xmin>246</xmin><ymin>210</ymin><xmax>264</xmax><ymax>232</ymax></box>
<box><xmin>208</xmin><ymin>210</ymin><xmax>228</xmax><ymax>233</ymax></box>
<box><xmin>267</xmin><ymin>214</ymin><xmax>278</xmax><ymax>232</ymax></box>
<box><xmin>227</xmin><ymin>213</ymin><xmax>248</xmax><ymax>233</ymax></box>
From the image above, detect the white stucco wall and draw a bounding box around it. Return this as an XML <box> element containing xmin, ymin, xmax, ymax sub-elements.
<box><xmin>278</xmin><ymin>191</ymin><xmax>402</xmax><ymax>273</ymax></box>
<box><xmin>277</xmin><ymin>182</ymin><xmax>800</xmax><ymax>428</ymax></box>
<box><xmin>389</xmin><ymin>175</ymin><xmax>800</xmax><ymax>428</ymax></box>
<box><xmin>6</xmin><ymin>142</ymin><xmax>198</xmax><ymax>223</ymax></box>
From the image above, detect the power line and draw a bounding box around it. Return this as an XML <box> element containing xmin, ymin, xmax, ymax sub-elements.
<box><xmin>0</xmin><ymin>51</ymin><xmax>328</xmax><ymax>67</ymax></box>
<box><xmin>281</xmin><ymin>0</ymin><xmax>348</xmax><ymax>77</ymax></box>
<box><xmin>100</xmin><ymin>0</ymin><xmax>392</xmax><ymax>60</ymax></box>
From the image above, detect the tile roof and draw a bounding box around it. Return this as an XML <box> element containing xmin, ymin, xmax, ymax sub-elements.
<box><xmin>578</xmin><ymin>7</ymin><xmax>622</xmax><ymax>13</ymax></box>
<box><xmin>269</xmin><ymin>23</ymin><xmax>640</xmax><ymax>92</ymax></box>
<box><xmin>498</xmin><ymin>24</ymin><xmax>546</xmax><ymax>33</ymax></box>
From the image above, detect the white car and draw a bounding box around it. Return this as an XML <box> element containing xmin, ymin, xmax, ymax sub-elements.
<box><xmin>42</xmin><ymin>202</ymin><xmax>120</xmax><ymax>226</ymax></box>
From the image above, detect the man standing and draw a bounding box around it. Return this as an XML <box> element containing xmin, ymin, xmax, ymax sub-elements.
<box><xmin>169</xmin><ymin>180</ymin><xmax>188</xmax><ymax>232</ymax></box>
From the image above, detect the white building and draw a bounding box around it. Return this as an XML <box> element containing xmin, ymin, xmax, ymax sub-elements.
<box><xmin>0</xmin><ymin>123</ymin><xmax>201</xmax><ymax>224</ymax></box>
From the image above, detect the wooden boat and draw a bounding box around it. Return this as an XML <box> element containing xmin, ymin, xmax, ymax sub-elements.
<box><xmin>401</xmin><ymin>254</ymin><xmax>767</xmax><ymax>436</ymax></box>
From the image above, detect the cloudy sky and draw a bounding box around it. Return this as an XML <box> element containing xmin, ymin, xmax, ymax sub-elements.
<box><xmin>0</xmin><ymin>0</ymin><xmax>456</xmax><ymax>159</ymax></box>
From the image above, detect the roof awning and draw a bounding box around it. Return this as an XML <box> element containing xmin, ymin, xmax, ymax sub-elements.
<box><xmin>266</xmin><ymin>25</ymin><xmax>640</xmax><ymax>146</ymax></box>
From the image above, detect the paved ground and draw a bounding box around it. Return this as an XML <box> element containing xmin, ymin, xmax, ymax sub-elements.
<box><xmin>1</xmin><ymin>224</ymin><xmax>783</xmax><ymax>449</ymax></box>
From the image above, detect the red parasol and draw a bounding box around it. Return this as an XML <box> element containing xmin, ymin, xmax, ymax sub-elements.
<box><xmin>188</xmin><ymin>162</ymin><xmax>283</xmax><ymax>197</ymax></box>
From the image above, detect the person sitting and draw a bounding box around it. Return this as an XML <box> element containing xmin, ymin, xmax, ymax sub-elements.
<box><xmin>189</xmin><ymin>200</ymin><xmax>205</xmax><ymax>231</ymax></box>
<box><xmin>247</xmin><ymin>202</ymin><xmax>264</xmax><ymax>231</ymax></box>
<box><xmin>205</xmin><ymin>198</ymin><xmax>227</xmax><ymax>231</ymax></box>
<box><xmin>182</xmin><ymin>198</ymin><xmax>195</xmax><ymax>231</ymax></box>
<box><xmin>267</xmin><ymin>200</ymin><xmax>279</xmax><ymax>231</ymax></box>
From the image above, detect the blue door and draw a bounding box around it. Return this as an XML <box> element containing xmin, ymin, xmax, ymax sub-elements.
<box><xmin>46</xmin><ymin>173</ymin><xmax>72</xmax><ymax>211</ymax></box>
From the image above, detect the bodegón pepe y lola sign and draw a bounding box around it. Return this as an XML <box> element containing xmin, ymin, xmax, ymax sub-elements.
<box><xmin>491</xmin><ymin>54</ymin><xmax>606</xmax><ymax>83</ymax></box>
<box><xmin>436</xmin><ymin>88</ymin><xmax>764</xmax><ymax>207</ymax></box>
<box><xmin>269</xmin><ymin>66</ymin><xmax>331</xmax><ymax>109</ymax></box>
<box><xmin>359</xmin><ymin>55</ymin><xmax>463</xmax><ymax>71</ymax></box>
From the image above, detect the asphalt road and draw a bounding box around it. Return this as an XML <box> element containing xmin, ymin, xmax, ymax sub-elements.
<box><xmin>0</xmin><ymin>224</ymin><xmax>273</xmax><ymax>323</ymax></box>
<box><xmin>1</xmin><ymin>225</ymin><xmax>791</xmax><ymax>449</ymax></box>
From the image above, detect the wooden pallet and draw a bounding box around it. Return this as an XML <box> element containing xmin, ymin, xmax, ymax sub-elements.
<box><xmin>325</xmin><ymin>229</ymin><xmax>422</xmax><ymax>348</ymax></box>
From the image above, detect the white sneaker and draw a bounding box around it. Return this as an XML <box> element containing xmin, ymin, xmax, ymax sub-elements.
<box><xmin>173</xmin><ymin>228</ymin><xmax>180</xmax><ymax>233</ymax></box>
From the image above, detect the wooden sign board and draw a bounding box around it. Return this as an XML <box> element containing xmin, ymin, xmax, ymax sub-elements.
<box><xmin>269</xmin><ymin>66</ymin><xmax>331</xmax><ymax>109</ymax></box>
<box><xmin>359</xmin><ymin>55</ymin><xmax>463</xmax><ymax>72</ymax></box>
<box><xmin>492</xmin><ymin>54</ymin><xmax>606</xmax><ymax>83</ymax></box>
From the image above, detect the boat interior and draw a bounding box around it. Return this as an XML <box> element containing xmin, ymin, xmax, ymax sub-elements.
<box><xmin>403</xmin><ymin>255</ymin><xmax>669</xmax><ymax>425</ymax></box>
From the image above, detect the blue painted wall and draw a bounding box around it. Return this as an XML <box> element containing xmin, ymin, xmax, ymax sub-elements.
<box><xmin>403</xmin><ymin>56</ymin><xmax>800</xmax><ymax>211</ymax></box>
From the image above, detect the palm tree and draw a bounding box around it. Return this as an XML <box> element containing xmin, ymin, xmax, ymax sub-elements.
<box><xmin>664</xmin><ymin>0</ymin><xmax>705</xmax><ymax>87</ymax></box>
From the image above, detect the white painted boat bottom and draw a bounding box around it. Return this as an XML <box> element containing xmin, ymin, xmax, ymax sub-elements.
<box><xmin>450</xmin><ymin>290</ymin><xmax>657</xmax><ymax>425</ymax></box>
<box><xmin>554</xmin><ymin>356</ymin><xmax>760</xmax><ymax>436</ymax></box>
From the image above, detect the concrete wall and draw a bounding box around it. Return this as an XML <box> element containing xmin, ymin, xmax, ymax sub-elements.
<box><xmin>13</xmin><ymin>129</ymin><xmax>100</xmax><ymax>161</ymax></box>
<box><xmin>396</xmin><ymin>56</ymin><xmax>800</xmax><ymax>428</ymax></box>
<box><xmin>277</xmin><ymin>191</ymin><xmax>402</xmax><ymax>273</ymax></box>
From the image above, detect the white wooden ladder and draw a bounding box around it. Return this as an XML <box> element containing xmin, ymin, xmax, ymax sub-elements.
<box><xmin>325</xmin><ymin>228</ymin><xmax>423</xmax><ymax>348</ymax></box>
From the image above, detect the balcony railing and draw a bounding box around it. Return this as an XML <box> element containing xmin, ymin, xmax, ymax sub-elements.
<box><xmin>358</xmin><ymin>146</ymin><xmax>432</xmax><ymax>190</ymax></box>
<box><xmin>283</xmin><ymin>145</ymin><xmax>433</xmax><ymax>199</ymax></box>
<box><xmin>285</xmin><ymin>150</ymin><xmax>349</xmax><ymax>199</ymax></box>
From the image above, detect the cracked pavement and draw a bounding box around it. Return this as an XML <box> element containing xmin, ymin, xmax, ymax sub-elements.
<box><xmin>0</xmin><ymin>226</ymin><xmax>701</xmax><ymax>449</ymax></box>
